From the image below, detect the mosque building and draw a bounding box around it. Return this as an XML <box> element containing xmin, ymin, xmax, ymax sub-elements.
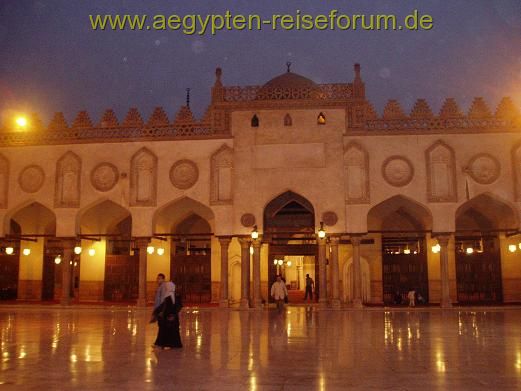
<box><xmin>0</xmin><ymin>63</ymin><xmax>520</xmax><ymax>308</ymax></box>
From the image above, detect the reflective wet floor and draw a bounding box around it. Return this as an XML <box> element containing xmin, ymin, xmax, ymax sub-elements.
<box><xmin>1</xmin><ymin>306</ymin><xmax>521</xmax><ymax>390</ymax></box>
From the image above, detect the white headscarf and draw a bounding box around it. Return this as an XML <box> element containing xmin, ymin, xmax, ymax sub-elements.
<box><xmin>159</xmin><ymin>281</ymin><xmax>175</xmax><ymax>304</ymax></box>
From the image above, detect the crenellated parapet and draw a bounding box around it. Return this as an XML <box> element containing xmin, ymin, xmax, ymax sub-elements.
<box><xmin>362</xmin><ymin>97</ymin><xmax>521</xmax><ymax>132</ymax></box>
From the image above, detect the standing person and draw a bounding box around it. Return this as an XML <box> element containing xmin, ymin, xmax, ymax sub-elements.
<box><xmin>271</xmin><ymin>275</ymin><xmax>288</xmax><ymax>314</ymax></box>
<box><xmin>151</xmin><ymin>273</ymin><xmax>182</xmax><ymax>349</ymax></box>
<box><xmin>407</xmin><ymin>288</ymin><xmax>416</xmax><ymax>307</ymax></box>
<box><xmin>304</xmin><ymin>274</ymin><xmax>314</xmax><ymax>302</ymax></box>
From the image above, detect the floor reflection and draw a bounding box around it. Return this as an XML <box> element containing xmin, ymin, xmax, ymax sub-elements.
<box><xmin>0</xmin><ymin>306</ymin><xmax>521</xmax><ymax>389</ymax></box>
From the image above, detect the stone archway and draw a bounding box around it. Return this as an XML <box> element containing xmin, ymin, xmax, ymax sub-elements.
<box><xmin>368</xmin><ymin>195</ymin><xmax>433</xmax><ymax>304</ymax></box>
<box><xmin>343</xmin><ymin>257</ymin><xmax>371</xmax><ymax>304</ymax></box>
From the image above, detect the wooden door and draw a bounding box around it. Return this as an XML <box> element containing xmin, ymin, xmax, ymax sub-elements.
<box><xmin>104</xmin><ymin>255</ymin><xmax>139</xmax><ymax>301</ymax></box>
<box><xmin>382</xmin><ymin>252</ymin><xmax>429</xmax><ymax>305</ymax></box>
<box><xmin>0</xmin><ymin>255</ymin><xmax>18</xmax><ymax>300</ymax></box>
<box><xmin>41</xmin><ymin>255</ymin><xmax>55</xmax><ymax>301</ymax></box>
<box><xmin>171</xmin><ymin>254</ymin><xmax>211</xmax><ymax>304</ymax></box>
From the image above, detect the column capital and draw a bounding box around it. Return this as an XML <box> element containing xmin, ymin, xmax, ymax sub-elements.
<box><xmin>350</xmin><ymin>234</ymin><xmax>364</xmax><ymax>246</ymax></box>
<box><xmin>218</xmin><ymin>236</ymin><xmax>232</xmax><ymax>246</ymax></box>
<box><xmin>329</xmin><ymin>236</ymin><xmax>340</xmax><ymax>245</ymax></box>
<box><xmin>238</xmin><ymin>237</ymin><xmax>251</xmax><ymax>248</ymax></box>
<box><xmin>433</xmin><ymin>233</ymin><xmax>454</xmax><ymax>246</ymax></box>
<box><xmin>134</xmin><ymin>237</ymin><xmax>151</xmax><ymax>248</ymax></box>
<box><xmin>317</xmin><ymin>237</ymin><xmax>327</xmax><ymax>245</ymax></box>
<box><xmin>56</xmin><ymin>237</ymin><xmax>76</xmax><ymax>250</ymax></box>
<box><xmin>251</xmin><ymin>239</ymin><xmax>262</xmax><ymax>249</ymax></box>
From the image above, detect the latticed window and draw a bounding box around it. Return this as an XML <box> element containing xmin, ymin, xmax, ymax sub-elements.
<box><xmin>317</xmin><ymin>112</ymin><xmax>326</xmax><ymax>125</ymax></box>
<box><xmin>284</xmin><ymin>113</ymin><xmax>292</xmax><ymax>126</ymax></box>
<box><xmin>251</xmin><ymin>114</ymin><xmax>259</xmax><ymax>127</ymax></box>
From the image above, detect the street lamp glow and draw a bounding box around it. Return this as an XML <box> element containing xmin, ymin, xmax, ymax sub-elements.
<box><xmin>15</xmin><ymin>116</ymin><xmax>28</xmax><ymax>128</ymax></box>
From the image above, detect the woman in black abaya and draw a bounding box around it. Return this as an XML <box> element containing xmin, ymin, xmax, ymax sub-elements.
<box><xmin>153</xmin><ymin>281</ymin><xmax>182</xmax><ymax>349</ymax></box>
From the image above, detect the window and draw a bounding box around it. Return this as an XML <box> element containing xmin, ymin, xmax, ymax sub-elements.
<box><xmin>251</xmin><ymin>114</ymin><xmax>259</xmax><ymax>127</ymax></box>
<box><xmin>284</xmin><ymin>113</ymin><xmax>292</xmax><ymax>126</ymax></box>
<box><xmin>317</xmin><ymin>112</ymin><xmax>326</xmax><ymax>125</ymax></box>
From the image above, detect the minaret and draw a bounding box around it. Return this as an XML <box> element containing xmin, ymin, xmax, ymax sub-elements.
<box><xmin>353</xmin><ymin>63</ymin><xmax>365</xmax><ymax>99</ymax></box>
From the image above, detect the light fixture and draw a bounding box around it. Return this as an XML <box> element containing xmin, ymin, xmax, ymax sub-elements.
<box><xmin>15</xmin><ymin>116</ymin><xmax>28</xmax><ymax>128</ymax></box>
<box><xmin>273</xmin><ymin>259</ymin><xmax>278</xmax><ymax>265</ymax></box>
<box><xmin>147</xmin><ymin>246</ymin><xmax>155</xmax><ymax>255</ymax></box>
<box><xmin>157</xmin><ymin>247</ymin><xmax>165</xmax><ymax>256</ymax></box>
<box><xmin>466</xmin><ymin>247</ymin><xmax>474</xmax><ymax>255</ymax></box>
<box><xmin>251</xmin><ymin>225</ymin><xmax>259</xmax><ymax>240</ymax></box>
<box><xmin>286</xmin><ymin>260</ymin><xmax>292</xmax><ymax>267</ymax></box>
<box><xmin>403</xmin><ymin>248</ymin><xmax>411</xmax><ymax>255</ymax></box>
<box><xmin>509</xmin><ymin>244</ymin><xmax>517</xmax><ymax>253</ymax></box>
<box><xmin>249</xmin><ymin>246</ymin><xmax>254</xmax><ymax>255</ymax></box>
<box><xmin>278</xmin><ymin>259</ymin><xmax>283</xmax><ymax>266</ymax></box>
<box><xmin>88</xmin><ymin>248</ymin><xmax>95</xmax><ymax>256</ymax></box>
<box><xmin>431</xmin><ymin>244</ymin><xmax>440</xmax><ymax>254</ymax></box>
<box><xmin>54</xmin><ymin>255</ymin><xmax>62</xmax><ymax>265</ymax></box>
<box><xmin>73</xmin><ymin>261</ymin><xmax>78</xmax><ymax>267</ymax></box>
<box><xmin>518</xmin><ymin>243</ymin><xmax>521</xmax><ymax>250</ymax></box>
<box><xmin>5</xmin><ymin>247</ymin><xmax>14</xmax><ymax>255</ymax></box>
<box><xmin>74</xmin><ymin>246</ymin><xmax>82</xmax><ymax>255</ymax></box>
<box><xmin>318</xmin><ymin>222</ymin><xmax>326</xmax><ymax>239</ymax></box>
<box><xmin>22</xmin><ymin>248</ymin><xmax>31</xmax><ymax>256</ymax></box>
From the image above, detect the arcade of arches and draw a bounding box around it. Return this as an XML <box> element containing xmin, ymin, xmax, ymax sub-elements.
<box><xmin>0</xmin><ymin>192</ymin><xmax>519</xmax><ymax>308</ymax></box>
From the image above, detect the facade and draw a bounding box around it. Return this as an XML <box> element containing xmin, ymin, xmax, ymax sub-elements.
<box><xmin>0</xmin><ymin>64</ymin><xmax>520</xmax><ymax>307</ymax></box>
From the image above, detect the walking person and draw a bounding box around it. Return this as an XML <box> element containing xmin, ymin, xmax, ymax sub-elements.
<box><xmin>304</xmin><ymin>273</ymin><xmax>314</xmax><ymax>302</ymax></box>
<box><xmin>271</xmin><ymin>275</ymin><xmax>288</xmax><ymax>314</ymax></box>
<box><xmin>150</xmin><ymin>273</ymin><xmax>182</xmax><ymax>349</ymax></box>
<box><xmin>407</xmin><ymin>288</ymin><xmax>416</xmax><ymax>307</ymax></box>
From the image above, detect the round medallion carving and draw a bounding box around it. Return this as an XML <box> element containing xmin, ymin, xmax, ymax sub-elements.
<box><xmin>382</xmin><ymin>156</ymin><xmax>414</xmax><ymax>187</ymax></box>
<box><xmin>322</xmin><ymin>211</ymin><xmax>338</xmax><ymax>226</ymax></box>
<box><xmin>170</xmin><ymin>160</ymin><xmax>199</xmax><ymax>189</ymax></box>
<box><xmin>240</xmin><ymin>213</ymin><xmax>256</xmax><ymax>228</ymax></box>
<box><xmin>19</xmin><ymin>165</ymin><xmax>45</xmax><ymax>193</ymax></box>
<box><xmin>91</xmin><ymin>163</ymin><xmax>119</xmax><ymax>192</ymax></box>
<box><xmin>467</xmin><ymin>153</ymin><xmax>500</xmax><ymax>185</ymax></box>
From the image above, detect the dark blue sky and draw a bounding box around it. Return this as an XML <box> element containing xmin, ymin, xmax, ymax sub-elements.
<box><xmin>0</xmin><ymin>0</ymin><xmax>520</xmax><ymax>125</ymax></box>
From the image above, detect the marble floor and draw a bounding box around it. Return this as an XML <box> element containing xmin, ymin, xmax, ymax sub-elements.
<box><xmin>1</xmin><ymin>306</ymin><xmax>521</xmax><ymax>390</ymax></box>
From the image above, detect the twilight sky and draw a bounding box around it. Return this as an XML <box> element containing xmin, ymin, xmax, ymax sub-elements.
<box><xmin>0</xmin><ymin>0</ymin><xmax>520</xmax><ymax>125</ymax></box>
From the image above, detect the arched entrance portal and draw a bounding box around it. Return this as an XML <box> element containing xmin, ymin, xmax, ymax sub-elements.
<box><xmin>368</xmin><ymin>195</ymin><xmax>432</xmax><ymax>305</ymax></box>
<box><xmin>455</xmin><ymin>194</ymin><xmax>517</xmax><ymax>304</ymax></box>
<box><xmin>264</xmin><ymin>191</ymin><xmax>316</xmax><ymax>303</ymax></box>
<box><xmin>154</xmin><ymin>197</ymin><xmax>214</xmax><ymax>304</ymax></box>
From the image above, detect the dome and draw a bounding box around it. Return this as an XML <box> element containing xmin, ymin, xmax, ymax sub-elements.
<box><xmin>256</xmin><ymin>71</ymin><xmax>320</xmax><ymax>100</ymax></box>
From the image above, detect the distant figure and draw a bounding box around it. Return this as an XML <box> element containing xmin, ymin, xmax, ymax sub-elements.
<box><xmin>151</xmin><ymin>273</ymin><xmax>182</xmax><ymax>349</ymax></box>
<box><xmin>304</xmin><ymin>274</ymin><xmax>314</xmax><ymax>302</ymax></box>
<box><xmin>417</xmin><ymin>292</ymin><xmax>425</xmax><ymax>305</ymax></box>
<box><xmin>407</xmin><ymin>289</ymin><xmax>416</xmax><ymax>307</ymax></box>
<box><xmin>271</xmin><ymin>275</ymin><xmax>288</xmax><ymax>314</ymax></box>
<box><xmin>394</xmin><ymin>291</ymin><xmax>402</xmax><ymax>305</ymax></box>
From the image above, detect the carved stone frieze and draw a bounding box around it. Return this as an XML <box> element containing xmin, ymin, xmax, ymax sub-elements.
<box><xmin>91</xmin><ymin>163</ymin><xmax>119</xmax><ymax>192</ymax></box>
<box><xmin>19</xmin><ymin>165</ymin><xmax>45</xmax><ymax>193</ymax></box>
<box><xmin>170</xmin><ymin>159</ymin><xmax>199</xmax><ymax>190</ymax></box>
<box><xmin>382</xmin><ymin>156</ymin><xmax>414</xmax><ymax>187</ymax></box>
<box><xmin>240</xmin><ymin>213</ymin><xmax>256</xmax><ymax>228</ymax></box>
<box><xmin>322</xmin><ymin>211</ymin><xmax>338</xmax><ymax>226</ymax></box>
<box><xmin>425</xmin><ymin>141</ymin><xmax>457</xmax><ymax>202</ymax></box>
<box><xmin>466</xmin><ymin>153</ymin><xmax>500</xmax><ymax>185</ymax></box>
<box><xmin>130</xmin><ymin>148</ymin><xmax>157</xmax><ymax>206</ymax></box>
<box><xmin>55</xmin><ymin>151</ymin><xmax>81</xmax><ymax>207</ymax></box>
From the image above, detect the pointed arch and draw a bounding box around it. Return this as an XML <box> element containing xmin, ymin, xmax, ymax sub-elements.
<box><xmin>263</xmin><ymin>190</ymin><xmax>315</xmax><ymax>233</ymax></box>
<box><xmin>251</xmin><ymin>114</ymin><xmax>259</xmax><ymax>127</ymax></box>
<box><xmin>6</xmin><ymin>201</ymin><xmax>56</xmax><ymax>235</ymax></box>
<box><xmin>342</xmin><ymin>256</ymin><xmax>371</xmax><ymax>304</ymax></box>
<box><xmin>455</xmin><ymin>192</ymin><xmax>519</xmax><ymax>231</ymax></box>
<box><xmin>153</xmin><ymin>196</ymin><xmax>215</xmax><ymax>234</ymax></box>
<box><xmin>76</xmin><ymin>198</ymin><xmax>131</xmax><ymax>235</ymax></box>
<box><xmin>55</xmin><ymin>151</ymin><xmax>81</xmax><ymax>208</ymax></box>
<box><xmin>284</xmin><ymin>113</ymin><xmax>292</xmax><ymax>126</ymax></box>
<box><xmin>130</xmin><ymin>147</ymin><xmax>157</xmax><ymax>206</ymax></box>
<box><xmin>210</xmin><ymin>144</ymin><xmax>233</xmax><ymax>205</ymax></box>
<box><xmin>367</xmin><ymin>195</ymin><xmax>433</xmax><ymax>232</ymax></box>
<box><xmin>344</xmin><ymin>142</ymin><xmax>370</xmax><ymax>204</ymax></box>
<box><xmin>425</xmin><ymin>140</ymin><xmax>457</xmax><ymax>202</ymax></box>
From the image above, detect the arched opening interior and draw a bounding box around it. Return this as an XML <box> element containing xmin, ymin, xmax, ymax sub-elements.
<box><xmin>79</xmin><ymin>200</ymin><xmax>135</xmax><ymax>302</ymax></box>
<box><xmin>154</xmin><ymin>197</ymin><xmax>214</xmax><ymax>304</ymax></box>
<box><xmin>264</xmin><ymin>191</ymin><xmax>316</xmax><ymax>303</ymax></box>
<box><xmin>455</xmin><ymin>194</ymin><xmax>517</xmax><ymax>304</ymax></box>
<box><xmin>368</xmin><ymin>195</ymin><xmax>432</xmax><ymax>305</ymax></box>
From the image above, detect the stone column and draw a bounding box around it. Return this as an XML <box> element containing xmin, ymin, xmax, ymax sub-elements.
<box><xmin>135</xmin><ymin>237</ymin><xmax>150</xmax><ymax>307</ymax></box>
<box><xmin>239</xmin><ymin>238</ymin><xmax>251</xmax><ymax>309</ymax></box>
<box><xmin>351</xmin><ymin>235</ymin><xmax>363</xmax><ymax>308</ymax></box>
<box><xmin>60</xmin><ymin>238</ymin><xmax>76</xmax><ymax>306</ymax></box>
<box><xmin>219</xmin><ymin>237</ymin><xmax>231</xmax><ymax>308</ymax></box>
<box><xmin>438</xmin><ymin>235</ymin><xmax>453</xmax><ymax>308</ymax></box>
<box><xmin>252</xmin><ymin>239</ymin><xmax>262</xmax><ymax>308</ymax></box>
<box><xmin>329</xmin><ymin>236</ymin><xmax>341</xmax><ymax>308</ymax></box>
<box><xmin>317</xmin><ymin>237</ymin><xmax>327</xmax><ymax>307</ymax></box>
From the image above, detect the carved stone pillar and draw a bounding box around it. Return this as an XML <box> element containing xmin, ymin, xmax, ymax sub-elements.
<box><xmin>135</xmin><ymin>237</ymin><xmax>150</xmax><ymax>307</ymax></box>
<box><xmin>438</xmin><ymin>234</ymin><xmax>453</xmax><ymax>308</ymax></box>
<box><xmin>239</xmin><ymin>238</ymin><xmax>251</xmax><ymax>309</ymax></box>
<box><xmin>317</xmin><ymin>237</ymin><xmax>327</xmax><ymax>307</ymax></box>
<box><xmin>219</xmin><ymin>237</ymin><xmax>231</xmax><ymax>308</ymax></box>
<box><xmin>252</xmin><ymin>239</ymin><xmax>262</xmax><ymax>308</ymax></box>
<box><xmin>329</xmin><ymin>236</ymin><xmax>341</xmax><ymax>308</ymax></box>
<box><xmin>60</xmin><ymin>238</ymin><xmax>76</xmax><ymax>306</ymax></box>
<box><xmin>351</xmin><ymin>235</ymin><xmax>363</xmax><ymax>308</ymax></box>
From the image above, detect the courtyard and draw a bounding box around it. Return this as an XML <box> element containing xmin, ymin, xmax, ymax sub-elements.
<box><xmin>1</xmin><ymin>305</ymin><xmax>521</xmax><ymax>390</ymax></box>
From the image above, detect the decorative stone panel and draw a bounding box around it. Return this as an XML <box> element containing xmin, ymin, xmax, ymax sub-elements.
<box><xmin>382</xmin><ymin>156</ymin><xmax>414</xmax><ymax>187</ymax></box>
<box><xmin>425</xmin><ymin>141</ymin><xmax>457</xmax><ymax>202</ymax></box>
<box><xmin>240</xmin><ymin>213</ymin><xmax>256</xmax><ymax>227</ymax></box>
<box><xmin>344</xmin><ymin>142</ymin><xmax>369</xmax><ymax>204</ymax></box>
<box><xmin>322</xmin><ymin>211</ymin><xmax>338</xmax><ymax>226</ymax></box>
<box><xmin>0</xmin><ymin>154</ymin><xmax>9</xmax><ymax>208</ymax></box>
<box><xmin>19</xmin><ymin>165</ymin><xmax>45</xmax><ymax>193</ymax></box>
<box><xmin>91</xmin><ymin>163</ymin><xmax>119</xmax><ymax>192</ymax></box>
<box><xmin>130</xmin><ymin>148</ymin><xmax>157</xmax><ymax>206</ymax></box>
<box><xmin>210</xmin><ymin>145</ymin><xmax>233</xmax><ymax>205</ymax></box>
<box><xmin>512</xmin><ymin>143</ymin><xmax>521</xmax><ymax>201</ymax></box>
<box><xmin>55</xmin><ymin>152</ymin><xmax>81</xmax><ymax>207</ymax></box>
<box><xmin>466</xmin><ymin>153</ymin><xmax>500</xmax><ymax>185</ymax></box>
<box><xmin>170</xmin><ymin>159</ymin><xmax>199</xmax><ymax>190</ymax></box>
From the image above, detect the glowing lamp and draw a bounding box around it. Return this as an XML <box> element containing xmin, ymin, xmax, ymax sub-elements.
<box><xmin>273</xmin><ymin>259</ymin><xmax>278</xmax><ymax>265</ymax></box>
<box><xmin>22</xmin><ymin>248</ymin><xmax>31</xmax><ymax>256</ymax></box>
<box><xmin>5</xmin><ymin>247</ymin><xmax>14</xmax><ymax>255</ymax></box>
<box><xmin>54</xmin><ymin>255</ymin><xmax>61</xmax><ymax>265</ymax></box>
<box><xmin>287</xmin><ymin>260</ymin><xmax>292</xmax><ymax>267</ymax></box>
<box><xmin>278</xmin><ymin>259</ymin><xmax>283</xmax><ymax>266</ymax></box>
<box><xmin>15</xmin><ymin>116</ymin><xmax>28</xmax><ymax>128</ymax></box>
<box><xmin>466</xmin><ymin>247</ymin><xmax>474</xmax><ymax>255</ymax></box>
<box><xmin>74</xmin><ymin>246</ymin><xmax>82</xmax><ymax>255</ymax></box>
<box><xmin>147</xmin><ymin>246</ymin><xmax>155</xmax><ymax>255</ymax></box>
<box><xmin>88</xmin><ymin>248</ymin><xmax>95</xmax><ymax>256</ymax></box>
<box><xmin>509</xmin><ymin>244</ymin><xmax>517</xmax><ymax>253</ymax></box>
<box><xmin>251</xmin><ymin>225</ymin><xmax>259</xmax><ymax>240</ymax></box>
<box><xmin>431</xmin><ymin>244</ymin><xmax>440</xmax><ymax>254</ymax></box>
<box><xmin>157</xmin><ymin>247</ymin><xmax>165</xmax><ymax>256</ymax></box>
<box><xmin>317</xmin><ymin>222</ymin><xmax>326</xmax><ymax>239</ymax></box>
<box><xmin>403</xmin><ymin>249</ymin><xmax>411</xmax><ymax>255</ymax></box>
